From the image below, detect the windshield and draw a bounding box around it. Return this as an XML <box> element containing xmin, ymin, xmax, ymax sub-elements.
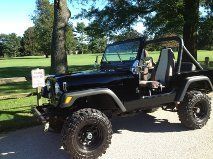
<box><xmin>103</xmin><ymin>40</ymin><xmax>140</xmax><ymax>62</ymax></box>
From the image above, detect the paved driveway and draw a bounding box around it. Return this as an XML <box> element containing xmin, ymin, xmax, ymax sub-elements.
<box><xmin>0</xmin><ymin>98</ymin><xmax>213</xmax><ymax>159</ymax></box>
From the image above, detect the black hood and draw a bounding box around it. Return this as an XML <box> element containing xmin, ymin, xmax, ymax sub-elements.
<box><xmin>54</xmin><ymin>70</ymin><xmax>134</xmax><ymax>91</ymax></box>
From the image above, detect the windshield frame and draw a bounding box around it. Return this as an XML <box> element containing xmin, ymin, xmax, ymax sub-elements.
<box><xmin>101</xmin><ymin>38</ymin><xmax>144</xmax><ymax>64</ymax></box>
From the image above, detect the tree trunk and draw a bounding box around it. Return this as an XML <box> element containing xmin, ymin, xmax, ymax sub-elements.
<box><xmin>182</xmin><ymin>0</ymin><xmax>199</xmax><ymax>61</ymax></box>
<box><xmin>45</xmin><ymin>53</ymin><xmax>49</xmax><ymax>58</ymax></box>
<box><xmin>51</xmin><ymin>0</ymin><xmax>71</xmax><ymax>74</ymax></box>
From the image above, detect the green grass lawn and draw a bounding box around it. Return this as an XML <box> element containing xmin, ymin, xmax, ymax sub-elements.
<box><xmin>0</xmin><ymin>54</ymin><xmax>99</xmax><ymax>132</ymax></box>
<box><xmin>0</xmin><ymin>51</ymin><xmax>212</xmax><ymax>132</ymax></box>
<box><xmin>148</xmin><ymin>50</ymin><xmax>213</xmax><ymax>62</ymax></box>
<box><xmin>0</xmin><ymin>54</ymin><xmax>100</xmax><ymax>78</ymax></box>
<box><xmin>0</xmin><ymin>54</ymin><xmax>99</xmax><ymax>96</ymax></box>
<box><xmin>0</xmin><ymin>97</ymin><xmax>39</xmax><ymax>132</ymax></box>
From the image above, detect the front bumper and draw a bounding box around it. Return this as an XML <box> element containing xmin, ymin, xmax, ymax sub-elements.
<box><xmin>32</xmin><ymin>105</ymin><xmax>53</xmax><ymax>124</ymax></box>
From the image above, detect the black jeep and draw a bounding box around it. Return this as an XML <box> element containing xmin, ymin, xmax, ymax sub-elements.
<box><xmin>33</xmin><ymin>36</ymin><xmax>212</xmax><ymax>159</ymax></box>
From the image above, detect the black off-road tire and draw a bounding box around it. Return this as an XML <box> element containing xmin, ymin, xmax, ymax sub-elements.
<box><xmin>178</xmin><ymin>91</ymin><xmax>211</xmax><ymax>129</ymax></box>
<box><xmin>61</xmin><ymin>108</ymin><xmax>112</xmax><ymax>159</ymax></box>
<box><xmin>143</xmin><ymin>108</ymin><xmax>158</xmax><ymax>113</ymax></box>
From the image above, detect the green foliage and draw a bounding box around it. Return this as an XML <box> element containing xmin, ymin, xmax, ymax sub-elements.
<box><xmin>81</xmin><ymin>0</ymin><xmax>184</xmax><ymax>37</ymax></box>
<box><xmin>0</xmin><ymin>33</ymin><xmax>21</xmax><ymax>57</ymax></box>
<box><xmin>111</xmin><ymin>29</ymin><xmax>142</xmax><ymax>42</ymax></box>
<box><xmin>144</xmin><ymin>0</ymin><xmax>184</xmax><ymax>37</ymax></box>
<box><xmin>22</xmin><ymin>27</ymin><xmax>39</xmax><ymax>56</ymax></box>
<box><xmin>83</xmin><ymin>0</ymin><xmax>154</xmax><ymax>34</ymax></box>
<box><xmin>0</xmin><ymin>42</ymin><xmax>3</xmax><ymax>57</ymax></box>
<box><xmin>75</xmin><ymin>22</ymin><xmax>88</xmax><ymax>54</ymax></box>
<box><xmin>88</xmin><ymin>37</ymin><xmax>107</xmax><ymax>54</ymax></box>
<box><xmin>80</xmin><ymin>0</ymin><xmax>212</xmax><ymax>52</ymax></box>
<box><xmin>32</xmin><ymin>0</ymin><xmax>54</xmax><ymax>57</ymax></box>
<box><xmin>65</xmin><ymin>24</ymin><xmax>77</xmax><ymax>54</ymax></box>
<box><xmin>198</xmin><ymin>14</ymin><xmax>213</xmax><ymax>50</ymax></box>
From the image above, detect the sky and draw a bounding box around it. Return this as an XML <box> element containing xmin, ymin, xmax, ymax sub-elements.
<box><xmin>0</xmin><ymin>0</ymin><xmax>35</xmax><ymax>36</ymax></box>
<box><xmin>0</xmin><ymin>0</ymin><xmax>145</xmax><ymax>36</ymax></box>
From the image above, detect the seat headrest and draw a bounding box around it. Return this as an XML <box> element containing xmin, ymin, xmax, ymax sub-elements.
<box><xmin>160</xmin><ymin>48</ymin><xmax>175</xmax><ymax>59</ymax></box>
<box><xmin>153</xmin><ymin>48</ymin><xmax>175</xmax><ymax>84</ymax></box>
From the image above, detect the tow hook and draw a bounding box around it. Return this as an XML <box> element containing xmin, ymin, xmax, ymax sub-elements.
<box><xmin>44</xmin><ymin>122</ymin><xmax>50</xmax><ymax>132</ymax></box>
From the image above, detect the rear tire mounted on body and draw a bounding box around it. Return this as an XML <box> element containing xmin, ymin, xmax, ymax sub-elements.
<box><xmin>178</xmin><ymin>91</ymin><xmax>211</xmax><ymax>129</ymax></box>
<box><xmin>61</xmin><ymin>108</ymin><xmax>112</xmax><ymax>159</ymax></box>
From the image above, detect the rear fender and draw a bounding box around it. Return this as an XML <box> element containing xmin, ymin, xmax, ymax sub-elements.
<box><xmin>176</xmin><ymin>76</ymin><xmax>213</xmax><ymax>101</ymax></box>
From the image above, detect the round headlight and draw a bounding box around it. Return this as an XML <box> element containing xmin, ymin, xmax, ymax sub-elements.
<box><xmin>55</xmin><ymin>82</ymin><xmax>60</xmax><ymax>95</ymax></box>
<box><xmin>46</xmin><ymin>81</ymin><xmax>51</xmax><ymax>91</ymax></box>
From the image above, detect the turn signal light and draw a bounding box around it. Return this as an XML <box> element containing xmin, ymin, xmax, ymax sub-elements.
<box><xmin>65</xmin><ymin>96</ymin><xmax>72</xmax><ymax>104</ymax></box>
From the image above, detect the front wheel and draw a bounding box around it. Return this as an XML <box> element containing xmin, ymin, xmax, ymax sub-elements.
<box><xmin>61</xmin><ymin>108</ymin><xmax>112</xmax><ymax>159</ymax></box>
<box><xmin>178</xmin><ymin>91</ymin><xmax>211</xmax><ymax>129</ymax></box>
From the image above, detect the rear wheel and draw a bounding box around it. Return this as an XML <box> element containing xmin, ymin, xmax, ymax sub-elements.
<box><xmin>178</xmin><ymin>91</ymin><xmax>211</xmax><ymax>129</ymax></box>
<box><xmin>61</xmin><ymin>108</ymin><xmax>112</xmax><ymax>159</ymax></box>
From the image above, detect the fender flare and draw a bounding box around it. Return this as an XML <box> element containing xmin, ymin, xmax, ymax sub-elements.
<box><xmin>176</xmin><ymin>76</ymin><xmax>213</xmax><ymax>101</ymax></box>
<box><xmin>60</xmin><ymin>88</ymin><xmax>127</xmax><ymax>112</ymax></box>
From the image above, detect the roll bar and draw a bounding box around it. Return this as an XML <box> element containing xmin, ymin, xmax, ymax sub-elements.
<box><xmin>145</xmin><ymin>36</ymin><xmax>203</xmax><ymax>74</ymax></box>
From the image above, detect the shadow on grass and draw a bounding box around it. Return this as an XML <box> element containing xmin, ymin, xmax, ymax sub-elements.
<box><xmin>0</xmin><ymin>108</ymin><xmax>39</xmax><ymax>133</ymax></box>
<box><xmin>0</xmin><ymin>81</ymin><xmax>33</xmax><ymax>96</ymax></box>
<box><xmin>9</xmin><ymin>57</ymin><xmax>48</xmax><ymax>60</ymax></box>
<box><xmin>0</xmin><ymin>65</ymin><xmax>94</xmax><ymax>78</ymax></box>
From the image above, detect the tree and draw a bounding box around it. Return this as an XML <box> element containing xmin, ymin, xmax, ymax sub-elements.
<box><xmin>0</xmin><ymin>42</ymin><xmax>3</xmax><ymax>57</ymax></box>
<box><xmin>182</xmin><ymin>0</ymin><xmax>199</xmax><ymax>61</ymax></box>
<box><xmin>33</xmin><ymin>0</ymin><xmax>54</xmax><ymax>58</ymax></box>
<box><xmin>65</xmin><ymin>24</ymin><xmax>77</xmax><ymax>54</ymax></box>
<box><xmin>84</xmin><ymin>21</ymin><xmax>107</xmax><ymax>54</ymax></box>
<box><xmin>22</xmin><ymin>27</ymin><xmax>39</xmax><ymax>56</ymax></box>
<box><xmin>198</xmin><ymin>9</ymin><xmax>213</xmax><ymax>50</ymax></box>
<box><xmin>110</xmin><ymin>29</ymin><xmax>142</xmax><ymax>42</ymax></box>
<box><xmin>0</xmin><ymin>33</ymin><xmax>21</xmax><ymax>57</ymax></box>
<box><xmin>75</xmin><ymin>22</ymin><xmax>88</xmax><ymax>54</ymax></box>
<box><xmin>88</xmin><ymin>37</ymin><xmax>107</xmax><ymax>54</ymax></box>
<box><xmin>81</xmin><ymin>0</ymin><xmax>211</xmax><ymax>60</ymax></box>
<box><xmin>51</xmin><ymin>0</ymin><xmax>71</xmax><ymax>74</ymax></box>
<box><xmin>144</xmin><ymin>0</ymin><xmax>184</xmax><ymax>37</ymax></box>
<box><xmin>82</xmin><ymin>1</ymin><xmax>153</xmax><ymax>35</ymax></box>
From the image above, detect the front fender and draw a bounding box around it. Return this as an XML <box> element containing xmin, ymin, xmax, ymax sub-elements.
<box><xmin>176</xmin><ymin>76</ymin><xmax>213</xmax><ymax>101</ymax></box>
<box><xmin>60</xmin><ymin>88</ymin><xmax>127</xmax><ymax>112</ymax></box>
